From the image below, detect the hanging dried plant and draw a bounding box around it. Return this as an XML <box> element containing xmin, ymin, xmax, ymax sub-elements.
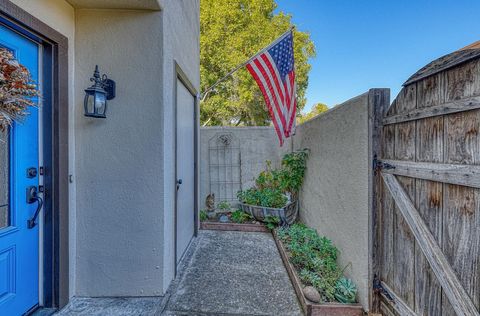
<box><xmin>0</xmin><ymin>48</ymin><xmax>39</xmax><ymax>131</ymax></box>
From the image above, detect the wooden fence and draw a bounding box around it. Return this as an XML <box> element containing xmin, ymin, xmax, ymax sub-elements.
<box><xmin>372</xmin><ymin>48</ymin><xmax>480</xmax><ymax>315</ymax></box>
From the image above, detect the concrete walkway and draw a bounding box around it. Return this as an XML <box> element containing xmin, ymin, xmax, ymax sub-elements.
<box><xmin>54</xmin><ymin>230</ymin><xmax>302</xmax><ymax>316</ymax></box>
<box><xmin>55</xmin><ymin>297</ymin><xmax>164</xmax><ymax>316</ymax></box>
<box><xmin>161</xmin><ymin>230</ymin><xmax>302</xmax><ymax>316</ymax></box>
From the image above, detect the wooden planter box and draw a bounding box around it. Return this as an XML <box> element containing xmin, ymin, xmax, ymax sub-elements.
<box><xmin>239</xmin><ymin>200</ymin><xmax>298</xmax><ymax>225</ymax></box>
<box><xmin>272</xmin><ymin>230</ymin><xmax>364</xmax><ymax>316</ymax></box>
<box><xmin>200</xmin><ymin>221</ymin><xmax>270</xmax><ymax>233</ymax></box>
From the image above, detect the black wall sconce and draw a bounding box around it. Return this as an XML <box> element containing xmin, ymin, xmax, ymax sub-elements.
<box><xmin>84</xmin><ymin>65</ymin><xmax>115</xmax><ymax>118</ymax></box>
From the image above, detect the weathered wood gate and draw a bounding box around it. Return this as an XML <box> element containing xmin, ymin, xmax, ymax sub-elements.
<box><xmin>372</xmin><ymin>46</ymin><xmax>480</xmax><ymax>315</ymax></box>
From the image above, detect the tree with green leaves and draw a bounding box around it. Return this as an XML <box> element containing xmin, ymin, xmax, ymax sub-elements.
<box><xmin>200</xmin><ymin>0</ymin><xmax>316</xmax><ymax>126</ymax></box>
<box><xmin>297</xmin><ymin>102</ymin><xmax>329</xmax><ymax>124</ymax></box>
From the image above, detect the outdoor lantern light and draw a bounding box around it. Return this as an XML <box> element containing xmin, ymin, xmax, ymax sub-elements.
<box><xmin>84</xmin><ymin>65</ymin><xmax>115</xmax><ymax>118</ymax></box>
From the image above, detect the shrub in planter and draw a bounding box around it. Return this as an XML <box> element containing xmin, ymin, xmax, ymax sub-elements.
<box><xmin>277</xmin><ymin>223</ymin><xmax>357</xmax><ymax>304</ymax></box>
<box><xmin>278</xmin><ymin>149</ymin><xmax>309</xmax><ymax>200</ymax></box>
<box><xmin>237</xmin><ymin>149</ymin><xmax>309</xmax><ymax>227</ymax></box>
<box><xmin>237</xmin><ymin>187</ymin><xmax>287</xmax><ymax>208</ymax></box>
<box><xmin>230</xmin><ymin>210</ymin><xmax>253</xmax><ymax>224</ymax></box>
<box><xmin>264</xmin><ymin>215</ymin><xmax>281</xmax><ymax>230</ymax></box>
<box><xmin>217</xmin><ymin>200</ymin><xmax>231</xmax><ymax>212</ymax></box>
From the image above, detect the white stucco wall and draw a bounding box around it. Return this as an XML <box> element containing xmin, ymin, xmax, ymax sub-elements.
<box><xmin>9</xmin><ymin>0</ymin><xmax>200</xmax><ymax>299</ymax></box>
<box><xmin>293</xmin><ymin>92</ymin><xmax>371</xmax><ymax>308</ymax></box>
<box><xmin>74</xmin><ymin>9</ymin><xmax>166</xmax><ymax>297</ymax></box>
<box><xmin>160</xmin><ymin>0</ymin><xmax>200</xmax><ymax>291</ymax></box>
<box><xmin>73</xmin><ymin>0</ymin><xmax>199</xmax><ymax>296</ymax></box>
<box><xmin>9</xmin><ymin>0</ymin><xmax>77</xmax><ymax>298</ymax></box>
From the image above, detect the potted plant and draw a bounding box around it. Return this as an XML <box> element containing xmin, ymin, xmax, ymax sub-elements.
<box><xmin>237</xmin><ymin>149</ymin><xmax>309</xmax><ymax>226</ymax></box>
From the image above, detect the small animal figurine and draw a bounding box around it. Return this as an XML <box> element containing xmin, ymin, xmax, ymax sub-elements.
<box><xmin>205</xmin><ymin>193</ymin><xmax>215</xmax><ymax>211</ymax></box>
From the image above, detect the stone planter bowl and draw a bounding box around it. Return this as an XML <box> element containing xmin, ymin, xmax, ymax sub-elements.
<box><xmin>239</xmin><ymin>200</ymin><xmax>298</xmax><ymax>225</ymax></box>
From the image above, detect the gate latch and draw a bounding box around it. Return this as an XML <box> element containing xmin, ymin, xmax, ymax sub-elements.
<box><xmin>373</xmin><ymin>275</ymin><xmax>395</xmax><ymax>302</ymax></box>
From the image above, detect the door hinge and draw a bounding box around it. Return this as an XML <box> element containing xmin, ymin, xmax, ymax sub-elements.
<box><xmin>373</xmin><ymin>155</ymin><xmax>396</xmax><ymax>171</ymax></box>
<box><xmin>373</xmin><ymin>275</ymin><xmax>394</xmax><ymax>302</ymax></box>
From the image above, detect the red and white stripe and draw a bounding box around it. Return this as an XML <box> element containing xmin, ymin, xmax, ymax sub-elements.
<box><xmin>246</xmin><ymin>52</ymin><xmax>296</xmax><ymax>145</ymax></box>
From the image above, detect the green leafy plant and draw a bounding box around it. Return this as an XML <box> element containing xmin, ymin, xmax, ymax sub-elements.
<box><xmin>278</xmin><ymin>223</ymin><xmax>349</xmax><ymax>302</ymax></box>
<box><xmin>230</xmin><ymin>210</ymin><xmax>253</xmax><ymax>224</ymax></box>
<box><xmin>237</xmin><ymin>149</ymin><xmax>309</xmax><ymax>209</ymax></box>
<box><xmin>237</xmin><ymin>188</ymin><xmax>287</xmax><ymax>209</ymax></box>
<box><xmin>217</xmin><ymin>201</ymin><xmax>230</xmax><ymax>211</ymax></box>
<box><xmin>264</xmin><ymin>216</ymin><xmax>280</xmax><ymax>230</ymax></box>
<box><xmin>199</xmin><ymin>210</ymin><xmax>208</xmax><ymax>222</ymax></box>
<box><xmin>200</xmin><ymin>0</ymin><xmax>316</xmax><ymax>126</ymax></box>
<box><xmin>297</xmin><ymin>103</ymin><xmax>329</xmax><ymax>124</ymax></box>
<box><xmin>281</xmin><ymin>149</ymin><xmax>309</xmax><ymax>199</ymax></box>
<box><xmin>334</xmin><ymin>277</ymin><xmax>357</xmax><ymax>304</ymax></box>
<box><xmin>255</xmin><ymin>160</ymin><xmax>283</xmax><ymax>191</ymax></box>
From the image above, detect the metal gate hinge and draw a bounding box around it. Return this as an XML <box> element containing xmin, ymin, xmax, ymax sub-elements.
<box><xmin>373</xmin><ymin>275</ymin><xmax>394</xmax><ymax>302</ymax></box>
<box><xmin>373</xmin><ymin>155</ymin><xmax>395</xmax><ymax>171</ymax></box>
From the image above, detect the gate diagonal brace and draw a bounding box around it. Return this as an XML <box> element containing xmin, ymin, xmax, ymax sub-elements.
<box><xmin>373</xmin><ymin>275</ymin><xmax>395</xmax><ymax>303</ymax></box>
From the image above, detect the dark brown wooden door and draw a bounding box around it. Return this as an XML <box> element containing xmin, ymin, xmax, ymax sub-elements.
<box><xmin>372</xmin><ymin>55</ymin><xmax>480</xmax><ymax>316</ymax></box>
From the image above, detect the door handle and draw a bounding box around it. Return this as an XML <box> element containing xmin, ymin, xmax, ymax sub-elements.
<box><xmin>176</xmin><ymin>179</ymin><xmax>183</xmax><ymax>190</ymax></box>
<box><xmin>26</xmin><ymin>186</ymin><xmax>43</xmax><ymax>229</ymax></box>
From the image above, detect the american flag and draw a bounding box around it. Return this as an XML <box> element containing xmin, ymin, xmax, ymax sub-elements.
<box><xmin>246</xmin><ymin>30</ymin><xmax>296</xmax><ymax>146</ymax></box>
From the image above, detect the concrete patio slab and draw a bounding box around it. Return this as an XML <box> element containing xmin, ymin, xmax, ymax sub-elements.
<box><xmin>161</xmin><ymin>230</ymin><xmax>302</xmax><ymax>316</ymax></box>
<box><xmin>53</xmin><ymin>231</ymin><xmax>301</xmax><ymax>316</ymax></box>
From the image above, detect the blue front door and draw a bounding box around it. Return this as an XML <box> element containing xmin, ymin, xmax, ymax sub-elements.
<box><xmin>0</xmin><ymin>24</ymin><xmax>40</xmax><ymax>315</ymax></box>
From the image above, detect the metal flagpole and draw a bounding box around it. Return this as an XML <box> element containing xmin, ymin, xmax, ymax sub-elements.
<box><xmin>200</xmin><ymin>26</ymin><xmax>295</xmax><ymax>101</ymax></box>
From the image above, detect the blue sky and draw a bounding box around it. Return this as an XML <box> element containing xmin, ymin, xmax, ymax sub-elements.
<box><xmin>275</xmin><ymin>0</ymin><xmax>480</xmax><ymax>113</ymax></box>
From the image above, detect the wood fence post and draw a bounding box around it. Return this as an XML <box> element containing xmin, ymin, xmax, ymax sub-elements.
<box><xmin>368</xmin><ymin>88</ymin><xmax>390</xmax><ymax>312</ymax></box>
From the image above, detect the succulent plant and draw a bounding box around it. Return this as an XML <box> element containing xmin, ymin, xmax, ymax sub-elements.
<box><xmin>334</xmin><ymin>277</ymin><xmax>357</xmax><ymax>304</ymax></box>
